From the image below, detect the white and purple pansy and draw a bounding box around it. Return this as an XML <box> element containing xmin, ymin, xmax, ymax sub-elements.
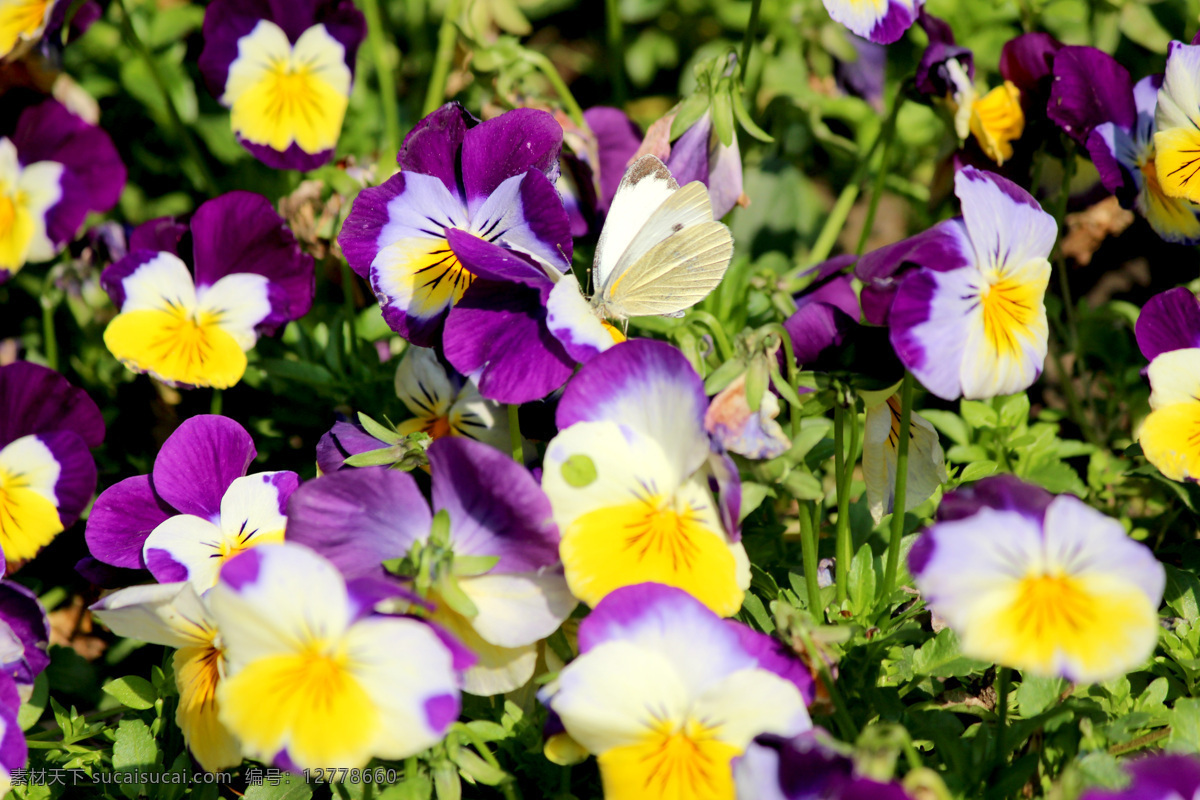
<box><xmin>1154</xmin><ymin>40</ymin><xmax>1200</xmax><ymax>205</ymax></box>
<box><xmin>338</xmin><ymin>103</ymin><xmax>573</xmax><ymax>349</ymax></box>
<box><xmin>0</xmin><ymin>362</ymin><xmax>104</xmax><ymax>564</ymax></box>
<box><xmin>0</xmin><ymin>671</ymin><xmax>26</xmax><ymax>796</ymax></box>
<box><xmin>540</xmin><ymin>583</ymin><xmax>813</xmax><ymax>800</ymax></box>
<box><xmin>1050</xmin><ymin>47</ymin><xmax>1200</xmax><ymax>244</ymax></box>
<box><xmin>859</xmin><ymin>167</ymin><xmax>1055</xmax><ymax>401</ymax></box>
<box><xmin>286</xmin><ymin>436</ymin><xmax>576</xmax><ymax>695</ymax></box>
<box><xmin>84</xmin><ymin>415</ymin><xmax>299</xmax><ymax>591</ymax></box>
<box><xmin>1133</xmin><ymin>287</ymin><xmax>1200</xmax><ymax>482</ymax></box>
<box><xmin>0</xmin><ymin>99</ymin><xmax>125</xmax><ymax>283</ymax></box>
<box><xmin>909</xmin><ymin>476</ymin><xmax>1164</xmax><ymax>683</ymax></box>
<box><xmin>100</xmin><ymin>191</ymin><xmax>314</xmax><ymax>390</ymax></box>
<box><xmin>207</xmin><ymin>543</ymin><xmax>469</xmax><ymax>771</ymax></box>
<box><xmin>198</xmin><ymin>0</ymin><xmax>366</xmax><ymax>171</ymax></box>
<box><xmin>822</xmin><ymin>0</ymin><xmax>921</xmax><ymax>46</ymax></box>
<box><xmin>735</xmin><ymin>729</ymin><xmax>913</xmax><ymax>800</ymax></box>
<box><xmin>0</xmin><ymin>568</ymin><xmax>50</xmax><ymax>696</ymax></box>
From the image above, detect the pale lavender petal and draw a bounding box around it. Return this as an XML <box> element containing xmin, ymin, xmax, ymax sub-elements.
<box><xmin>856</xmin><ymin>219</ymin><xmax>972</xmax><ymax>325</ymax></box>
<box><xmin>466</xmin><ymin>171</ymin><xmax>573</xmax><ymax>270</ymax></box>
<box><xmin>151</xmin><ymin>415</ymin><xmax>256</xmax><ymax>520</ymax></box>
<box><xmin>887</xmin><ymin>266</ymin><xmax>971</xmax><ymax>400</ymax></box>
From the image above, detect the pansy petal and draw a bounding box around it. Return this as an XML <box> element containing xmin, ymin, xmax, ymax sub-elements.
<box><xmin>583</xmin><ymin>107</ymin><xmax>643</xmax><ymax>213</ymax></box>
<box><xmin>90</xmin><ymin>582</ymin><xmax>213</xmax><ymax>649</ymax></box>
<box><xmin>394</xmin><ymin>347</ymin><xmax>454</xmax><ymax>421</ymax></box>
<box><xmin>195</xmin><ymin>272</ymin><xmax>273</xmax><ymax>350</ymax></box>
<box><xmin>863</xmin><ymin>397</ymin><xmax>947</xmax><ymax>524</ymax></box>
<box><xmin>1136</xmin><ymin>288</ymin><xmax>1200</xmax><ymax>362</ymax></box>
<box><xmin>396</xmin><ymin>103</ymin><xmax>474</xmax><ymax>193</ymax></box>
<box><xmin>546</xmin><ymin>273</ymin><xmax>623</xmax><ymax>364</ymax></box>
<box><xmin>315</xmin><ymin>420</ymin><xmax>385</xmax><ymax>475</ymax></box>
<box><xmin>85</xmin><ymin>475</ymin><xmax>173</xmax><ymax>570</ymax></box>
<box><xmin>284</xmin><ymin>467</ymin><xmax>432</xmax><ymax>579</ymax></box>
<box><xmin>458</xmin><ymin>571</ymin><xmax>576</xmax><ymax>648</ymax></box>
<box><xmin>1147</xmin><ymin>348</ymin><xmax>1200</xmax><ymax>409</ymax></box>
<box><xmin>36</xmin><ymin>429</ymin><xmax>96</xmax><ymax>527</ymax></box>
<box><xmin>888</xmin><ymin>268</ymin><xmax>971</xmax><ymax>400</ymax></box>
<box><xmin>460</xmin><ymin>108</ymin><xmax>563</xmax><ymax>203</ymax></box>
<box><xmin>933</xmin><ymin>473</ymin><xmax>1054</xmax><ymax>525</ymax></box>
<box><xmin>955</xmin><ymin>167</ymin><xmax>1057</xmax><ymax>272</ymax></box>
<box><xmin>152</xmin><ymin>415</ymin><xmax>256</xmax><ymax>520</ymax></box>
<box><xmin>0</xmin><ymin>582</ymin><xmax>49</xmax><ymax>684</ymax></box>
<box><xmin>689</xmin><ymin>669</ymin><xmax>811</xmax><ymax>749</ymax></box>
<box><xmin>426</xmin><ymin>603</ymin><xmax>539</xmax><ymax>695</ymax></box>
<box><xmin>143</xmin><ymin>514</ymin><xmax>225</xmax><ymax>588</ymax></box>
<box><xmin>822</xmin><ymin>0</ymin><xmax>920</xmax><ymax>45</ymax></box>
<box><xmin>0</xmin><ymin>361</ymin><xmax>104</xmax><ymax>448</ymax></box>
<box><xmin>0</xmin><ymin>435</ymin><xmax>65</xmax><ymax>562</ymax></box>
<box><xmin>1048</xmin><ymin>46</ymin><xmax>1136</xmax><ymax>143</ymax></box>
<box><xmin>466</xmin><ymin>171</ymin><xmax>573</xmax><ymax>270</ymax></box>
<box><xmin>856</xmin><ymin>218</ymin><xmax>972</xmax><ymax>325</ymax></box>
<box><xmin>1140</xmin><ymin>400</ymin><xmax>1200</xmax><ymax>482</ymax></box>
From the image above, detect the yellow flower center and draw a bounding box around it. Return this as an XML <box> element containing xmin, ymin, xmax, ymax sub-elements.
<box><xmin>0</xmin><ymin>193</ymin><xmax>15</xmax><ymax>240</ymax></box>
<box><xmin>104</xmin><ymin>304</ymin><xmax>249</xmax><ymax>389</ymax></box>
<box><xmin>970</xmin><ymin>82</ymin><xmax>1025</xmax><ymax>165</ymax></box>
<box><xmin>979</xmin><ymin>275</ymin><xmax>1039</xmax><ymax>358</ymax></box>
<box><xmin>1010</xmin><ymin>573</ymin><xmax>1095</xmax><ymax>638</ymax></box>
<box><xmin>0</xmin><ymin>0</ymin><xmax>49</xmax><ymax>57</ymax></box>
<box><xmin>599</xmin><ymin>718</ymin><xmax>740</xmax><ymax>800</ymax></box>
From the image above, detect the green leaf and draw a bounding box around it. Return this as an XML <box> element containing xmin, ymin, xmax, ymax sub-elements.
<box><xmin>1166</xmin><ymin>565</ymin><xmax>1200</xmax><ymax>622</ymax></box>
<box><xmin>745</xmin><ymin>356</ymin><xmax>768</xmax><ymax>413</ymax></box>
<box><xmin>912</xmin><ymin>629</ymin><xmax>990</xmax><ymax>678</ymax></box>
<box><xmin>452</xmin><ymin>555</ymin><xmax>501</xmax><ymax>577</ymax></box>
<box><xmin>958</xmin><ymin>461</ymin><xmax>998</xmax><ymax>483</ymax></box>
<box><xmin>703</xmin><ymin>358</ymin><xmax>745</xmax><ymax>395</ymax></box>
<box><xmin>781</xmin><ymin>469</ymin><xmax>823</xmax><ymax>501</ymax></box>
<box><xmin>343</xmin><ymin>446</ymin><xmax>406</xmax><ymax>468</ymax></box>
<box><xmin>437</xmin><ymin>575</ymin><xmax>479</xmax><ymax>618</ymax></box>
<box><xmin>1014</xmin><ymin>676</ymin><xmax>1065</xmax><ymax>717</ymax></box>
<box><xmin>711</xmin><ymin>89</ymin><xmax>736</xmax><ymax>148</ymax></box>
<box><xmin>847</xmin><ymin>544</ymin><xmax>877</xmax><ymax>617</ymax></box>
<box><xmin>739</xmin><ymin>482</ymin><xmax>771</xmax><ymax>522</ymax></box>
<box><xmin>670</xmin><ymin>93</ymin><xmax>710</xmax><ymax>141</ymax></box>
<box><xmin>731</xmin><ymin>90</ymin><xmax>774</xmax><ymax>142</ymax></box>
<box><xmin>358</xmin><ymin>412</ymin><xmax>404</xmax><ymax>444</ymax></box>
<box><xmin>960</xmin><ymin>400</ymin><xmax>998</xmax><ymax>429</ymax></box>
<box><xmin>17</xmin><ymin>672</ymin><xmax>48</xmax><ymax>730</ymax></box>
<box><xmin>1171</xmin><ymin>697</ymin><xmax>1200</xmax><ymax>753</ymax></box>
<box><xmin>998</xmin><ymin>393</ymin><xmax>1031</xmax><ymax>428</ymax></box>
<box><xmin>454</xmin><ymin>749</ymin><xmax>509</xmax><ymax>786</ymax></box>
<box><xmin>259</xmin><ymin>358</ymin><xmax>337</xmax><ymax>388</ymax></box>
<box><xmin>112</xmin><ymin>718</ymin><xmax>159</xmax><ymax>772</ymax></box>
<box><xmin>741</xmin><ymin>591</ymin><xmax>775</xmax><ymax>633</ymax></box>
<box><xmin>102</xmin><ymin>675</ymin><xmax>157</xmax><ymax>711</ymax></box>
<box><xmin>244</xmin><ymin>777</ymin><xmax>313</xmax><ymax>800</ymax></box>
<box><xmin>432</xmin><ymin>760</ymin><xmax>462</xmax><ymax>800</ymax></box>
<box><xmin>920</xmin><ymin>410</ymin><xmax>970</xmax><ymax>447</ymax></box>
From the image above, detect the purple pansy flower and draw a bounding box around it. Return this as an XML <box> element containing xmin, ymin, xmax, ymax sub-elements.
<box><xmin>1133</xmin><ymin>288</ymin><xmax>1200</xmax><ymax>482</ymax></box>
<box><xmin>821</xmin><ymin>0</ymin><xmax>921</xmax><ymax>45</ymax></box>
<box><xmin>198</xmin><ymin>0</ymin><xmax>366</xmax><ymax>170</ymax></box>
<box><xmin>287</xmin><ymin>436</ymin><xmax>576</xmax><ymax>695</ymax></box>
<box><xmin>100</xmin><ymin>191</ymin><xmax>315</xmax><ymax>389</ymax></box>
<box><xmin>0</xmin><ymin>671</ymin><xmax>25</xmax><ymax>794</ymax></box>
<box><xmin>857</xmin><ymin>167</ymin><xmax>1056</xmax><ymax>400</ymax></box>
<box><xmin>0</xmin><ymin>556</ymin><xmax>50</xmax><ymax>696</ymax></box>
<box><xmin>338</xmin><ymin>103</ymin><xmax>573</xmax><ymax>348</ymax></box>
<box><xmin>1080</xmin><ymin>753</ymin><xmax>1200</xmax><ymax>800</ymax></box>
<box><xmin>0</xmin><ymin>99</ymin><xmax>125</xmax><ymax>283</ymax></box>
<box><xmin>85</xmin><ymin>415</ymin><xmax>299</xmax><ymax>592</ymax></box>
<box><xmin>735</xmin><ymin>729</ymin><xmax>912</xmax><ymax>800</ymax></box>
<box><xmin>0</xmin><ymin>362</ymin><xmax>103</xmax><ymax>564</ymax></box>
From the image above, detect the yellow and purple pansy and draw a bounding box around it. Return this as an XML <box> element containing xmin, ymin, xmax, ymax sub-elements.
<box><xmin>84</xmin><ymin>415</ymin><xmax>299</xmax><ymax>591</ymax></box>
<box><xmin>857</xmin><ymin>167</ymin><xmax>1055</xmax><ymax>401</ymax></box>
<box><xmin>100</xmin><ymin>192</ymin><xmax>314</xmax><ymax>390</ymax></box>
<box><xmin>1133</xmin><ymin>287</ymin><xmax>1200</xmax><ymax>481</ymax></box>
<box><xmin>198</xmin><ymin>0</ymin><xmax>366</xmax><ymax>171</ymax></box>
<box><xmin>338</xmin><ymin>103</ymin><xmax>573</xmax><ymax>352</ymax></box>
<box><xmin>540</xmin><ymin>583</ymin><xmax>813</xmax><ymax>800</ymax></box>
<box><xmin>0</xmin><ymin>0</ymin><xmax>99</xmax><ymax>60</ymax></box>
<box><xmin>0</xmin><ymin>362</ymin><xmax>104</xmax><ymax>564</ymax></box>
<box><xmin>287</xmin><ymin>436</ymin><xmax>575</xmax><ymax>695</ymax></box>
<box><xmin>207</xmin><ymin>542</ymin><xmax>469</xmax><ymax>771</ymax></box>
<box><xmin>0</xmin><ymin>99</ymin><xmax>125</xmax><ymax>283</ymax></box>
<box><xmin>821</xmin><ymin>0</ymin><xmax>921</xmax><ymax>45</ymax></box>
<box><xmin>1153</xmin><ymin>38</ymin><xmax>1200</xmax><ymax>205</ymax></box>
<box><xmin>909</xmin><ymin>476</ymin><xmax>1164</xmax><ymax>683</ymax></box>
<box><xmin>541</xmin><ymin>340</ymin><xmax>750</xmax><ymax>616</ymax></box>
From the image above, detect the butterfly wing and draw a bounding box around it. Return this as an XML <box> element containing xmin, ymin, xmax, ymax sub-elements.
<box><xmin>593</xmin><ymin>155</ymin><xmax>678</xmax><ymax>291</ymax></box>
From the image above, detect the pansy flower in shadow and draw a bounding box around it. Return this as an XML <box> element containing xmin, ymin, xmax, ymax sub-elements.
<box><xmin>198</xmin><ymin>0</ymin><xmax>366</xmax><ymax>171</ymax></box>
<box><xmin>85</xmin><ymin>415</ymin><xmax>299</xmax><ymax>591</ymax></box>
<box><xmin>0</xmin><ymin>99</ymin><xmax>124</xmax><ymax>283</ymax></box>
<box><xmin>1154</xmin><ymin>38</ymin><xmax>1200</xmax><ymax>205</ymax></box>
<box><xmin>287</xmin><ymin>436</ymin><xmax>575</xmax><ymax>695</ymax></box>
<box><xmin>540</xmin><ymin>583</ymin><xmax>813</xmax><ymax>800</ymax></box>
<box><xmin>541</xmin><ymin>340</ymin><xmax>750</xmax><ymax>616</ymax></box>
<box><xmin>857</xmin><ymin>167</ymin><xmax>1055</xmax><ymax>401</ymax></box>
<box><xmin>100</xmin><ymin>191</ymin><xmax>314</xmax><ymax>389</ymax></box>
<box><xmin>338</xmin><ymin>103</ymin><xmax>572</xmax><ymax>348</ymax></box>
<box><xmin>821</xmin><ymin>0</ymin><xmax>920</xmax><ymax>45</ymax></box>
<box><xmin>208</xmin><ymin>543</ymin><xmax>468</xmax><ymax>770</ymax></box>
<box><xmin>735</xmin><ymin>728</ymin><xmax>912</xmax><ymax>800</ymax></box>
<box><xmin>0</xmin><ymin>554</ymin><xmax>49</xmax><ymax>792</ymax></box>
<box><xmin>0</xmin><ymin>0</ymin><xmax>99</xmax><ymax>60</ymax></box>
<box><xmin>1050</xmin><ymin>48</ymin><xmax>1200</xmax><ymax>244</ymax></box>
<box><xmin>1134</xmin><ymin>287</ymin><xmax>1200</xmax><ymax>481</ymax></box>
<box><xmin>91</xmin><ymin>581</ymin><xmax>240</xmax><ymax>772</ymax></box>
<box><xmin>1080</xmin><ymin>753</ymin><xmax>1200</xmax><ymax>800</ymax></box>
<box><xmin>909</xmin><ymin>475</ymin><xmax>1164</xmax><ymax>683</ymax></box>
<box><xmin>0</xmin><ymin>362</ymin><xmax>103</xmax><ymax>564</ymax></box>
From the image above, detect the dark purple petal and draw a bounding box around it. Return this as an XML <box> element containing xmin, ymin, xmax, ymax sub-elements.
<box><xmin>1081</xmin><ymin>753</ymin><xmax>1200</xmax><ymax>800</ymax></box>
<box><xmin>0</xmin><ymin>672</ymin><xmax>26</xmax><ymax>777</ymax></box>
<box><xmin>144</xmin><ymin>549</ymin><xmax>189</xmax><ymax>584</ymax></box>
<box><xmin>735</xmin><ymin>731</ymin><xmax>858</xmax><ymax>800</ymax></box>
<box><xmin>11</xmin><ymin>99</ymin><xmax>125</xmax><ymax>216</ymax></box>
<box><xmin>907</xmin><ymin>534</ymin><xmax>936</xmax><ymax>577</ymax></box>
<box><xmin>446</xmin><ymin>229</ymin><xmax>553</xmax><ymax>289</ymax></box>
<box><xmin>100</xmin><ymin>250</ymin><xmax>163</xmax><ymax>311</ymax></box>
<box><xmin>189</xmin><ymin>191</ymin><xmax>315</xmax><ymax>333</ymax></box>
<box><xmin>794</xmin><ymin>255</ymin><xmax>859</xmax><ymax>317</ymax></box>
<box><xmin>37</xmin><ymin>431</ymin><xmax>95</xmax><ymax>528</ymax></box>
<box><xmin>284</xmin><ymin>467</ymin><xmax>431</xmax><ymax>580</ymax></box>
<box><xmin>855</xmin><ymin>219</ymin><xmax>972</xmax><ymax>324</ymax></box>
<box><xmin>315</xmin><ymin>420</ymin><xmax>387</xmax><ymax>474</ymax></box>
<box><xmin>1136</xmin><ymin>287</ymin><xmax>1200</xmax><ymax>362</ymax></box>
<box><xmin>85</xmin><ymin>475</ymin><xmax>174</xmax><ymax>570</ymax></box>
<box><xmin>1048</xmin><ymin>46</ymin><xmax>1136</xmax><ymax>144</ymax></box>
<box><xmin>785</xmin><ymin>302</ymin><xmax>858</xmax><ymax>365</ymax></box>
<box><xmin>398</xmin><ymin>103</ymin><xmax>475</xmax><ymax>193</ymax></box>
<box><xmin>514</xmin><ymin>169</ymin><xmax>574</xmax><ymax>265</ymax></box>
<box><xmin>428</xmin><ymin>437</ymin><xmax>560</xmax><ymax>572</ymax></box>
<box><xmin>836</xmin><ymin>35</ymin><xmax>888</xmax><ymax>112</ymax></box>
<box><xmin>866</xmin><ymin>0</ymin><xmax>920</xmax><ymax>45</ymax></box>
<box><xmin>915</xmin><ymin>11</ymin><xmax>973</xmax><ymax>97</ymax></box>
<box><xmin>42</xmin><ymin>0</ymin><xmax>101</xmax><ymax>53</ymax></box>
<box><xmin>443</xmin><ymin>280</ymin><xmax>575</xmax><ymax>404</ymax></box>
<box><xmin>74</xmin><ymin>557</ymin><xmax>146</xmax><ymax>588</ymax></box>
<box><xmin>151</xmin><ymin>415</ymin><xmax>256</xmax><ymax>521</ymax></box>
<box><xmin>583</xmin><ymin>107</ymin><xmax>642</xmax><ymax>212</ymax></box>
<box><xmin>1087</xmin><ymin>124</ymin><xmax>1136</xmax><ymax>203</ymax></box>
<box><xmin>0</xmin><ymin>362</ymin><xmax>104</xmax><ymax>449</ymax></box>
<box><xmin>240</xmin><ymin>139</ymin><xmax>336</xmax><ymax>172</ymax></box>
<box><xmin>0</xmin><ymin>582</ymin><xmax>49</xmax><ymax>685</ymax></box>
<box><xmin>936</xmin><ymin>474</ymin><xmax>1055</xmax><ymax>524</ymax></box>
<box><xmin>1000</xmin><ymin>32</ymin><xmax>1063</xmax><ymax>107</ymax></box>
<box><xmin>460</xmin><ymin>108</ymin><xmax>563</xmax><ymax>203</ymax></box>
<box><xmin>723</xmin><ymin>620</ymin><xmax>815</xmax><ymax>703</ymax></box>
<box><xmin>338</xmin><ymin>173</ymin><xmax>405</xmax><ymax>280</ymax></box>
<box><xmin>128</xmin><ymin>217</ymin><xmax>189</xmax><ymax>258</ymax></box>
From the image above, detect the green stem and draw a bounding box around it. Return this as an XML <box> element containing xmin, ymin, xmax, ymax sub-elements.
<box><xmin>423</xmin><ymin>0</ymin><xmax>464</xmax><ymax>115</ymax></box>
<box><xmin>360</xmin><ymin>0</ymin><xmax>402</xmax><ymax>174</ymax></box>
<box><xmin>605</xmin><ymin>0</ymin><xmax>626</xmax><ymax>106</ymax></box>
<box><xmin>340</xmin><ymin>259</ymin><xmax>359</xmax><ymax>356</ymax></box>
<box><xmin>854</xmin><ymin>89</ymin><xmax>905</xmax><ymax>257</ymax></box>
<box><xmin>994</xmin><ymin>667</ymin><xmax>1011</xmax><ymax>774</ymax></box>
<box><xmin>41</xmin><ymin>291</ymin><xmax>58</xmax><ymax>373</ymax></box>
<box><xmin>527</xmin><ymin>50</ymin><xmax>585</xmax><ymax>128</ymax></box>
<box><xmin>797</xmin><ymin>500</ymin><xmax>822</xmax><ymax>615</ymax></box>
<box><xmin>793</xmin><ymin>624</ymin><xmax>858</xmax><ymax>740</ymax></box>
<box><xmin>760</xmin><ymin>322</ymin><xmax>800</xmax><ymax>435</ymax></box>
<box><xmin>880</xmin><ymin>373</ymin><xmax>913</xmax><ymax>603</ymax></box>
<box><xmin>739</xmin><ymin>0</ymin><xmax>763</xmax><ymax>82</ymax></box>
<box><xmin>507</xmin><ymin>404</ymin><xmax>523</xmax><ymax>464</ymax></box>
<box><xmin>115</xmin><ymin>0</ymin><xmax>217</xmax><ymax>196</ymax></box>
<box><xmin>686</xmin><ymin>309</ymin><xmax>734</xmax><ymax>362</ymax></box>
<box><xmin>805</xmin><ymin>117</ymin><xmax>887</xmax><ymax>267</ymax></box>
<box><xmin>834</xmin><ymin>400</ymin><xmax>859</xmax><ymax>605</ymax></box>
<box><xmin>456</xmin><ymin>723</ymin><xmax>521</xmax><ymax>800</ymax></box>
<box><xmin>210</xmin><ymin>389</ymin><xmax>223</xmax><ymax>416</ymax></box>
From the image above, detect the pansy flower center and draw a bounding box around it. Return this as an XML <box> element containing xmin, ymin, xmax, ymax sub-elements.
<box><xmin>0</xmin><ymin>437</ymin><xmax>64</xmax><ymax>562</ymax></box>
<box><xmin>599</xmin><ymin>718</ymin><xmax>739</xmax><ymax>800</ymax></box>
<box><xmin>1010</xmin><ymin>572</ymin><xmax>1095</xmax><ymax>637</ymax></box>
<box><xmin>969</xmin><ymin>82</ymin><xmax>1025</xmax><ymax>165</ymax></box>
<box><xmin>0</xmin><ymin>184</ymin><xmax>35</xmax><ymax>272</ymax></box>
<box><xmin>978</xmin><ymin>272</ymin><xmax>1039</xmax><ymax>358</ymax></box>
<box><xmin>0</xmin><ymin>0</ymin><xmax>49</xmax><ymax>55</ymax></box>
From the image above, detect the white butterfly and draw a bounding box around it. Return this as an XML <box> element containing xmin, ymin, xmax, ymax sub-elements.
<box><xmin>546</xmin><ymin>155</ymin><xmax>734</xmax><ymax>359</ymax></box>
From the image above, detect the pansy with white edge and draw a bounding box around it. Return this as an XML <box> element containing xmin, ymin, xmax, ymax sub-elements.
<box><xmin>1133</xmin><ymin>287</ymin><xmax>1200</xmax><ymax>481</ymax></box>
<box><xmin>101</xmin><ymin>192</ymin><xmax>314</xmax><ymax>389</ymax></box>
<box><xmin>90</xmin><ymin>582</ymin><xmax>240</xmax><ymax>772</ymax></box>
<box><xmin>208</xmin><ymin>543</ymin><xmax>467</xmax><ymax>770</ymax></box>
<box><xmin>198</xmin><ymin>0</ymin><xmax>365</xmax><ymax>171</ymax></box>
<box><xmin>541</xmin><ymin>340</ymin><xmax>750</xmax><ymax>616</ymax></box>
<box><xmin>1154</xmin><ymin>41</ymin><xmax>1200</xmax><ymax>204</ymax></box>
<box><xmin>822</xmin><ymin>0</ymin><xmax>921</xmax><ymax>45</ymax></box>
<box><xmin>540</xmin><ymin>583</ymin><xmax>813</xmax><ymax>800</ymax></box>
<box><xmin>909</xmin><ymin>476</ymin><xmax>1164</xmax><ymax>683</ymax></box>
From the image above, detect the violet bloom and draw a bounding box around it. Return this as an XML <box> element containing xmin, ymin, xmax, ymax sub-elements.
<box><xmin>857</xmin><ymin>167</ymin><xmax>1055</xmax><ymax>400</ymax></box>
<box><xmin>822</xmin><ymin>0</ymin><xmax>921</xmax><ymax>45</ymax></box>
<box><xmin>1055</xmin><ymin>45</ymin><xmax>1200</xmax><ymax>244</ymax></box>
<box><xmin>1081</xmin><ymin>753</ymin><xmax>1200</xmax><ymax>800</ymax></box>
<box><xmin>735</xmin><ymin>729</ymin><xmax>912</xmax><ymax>800</ymax></box>
<box><xmin>85</xmin><ymin>415</ymin><xmax>300</xmax><ymax>592</ymax></box>
<box><xmin>338</xmin><ymin>103</ymin><xmax>573</xmax><ymax>348</ymax></box>
<box><xmin>0</xmin><ymin>99</ymin><xmax>125</xmax><ymax>283</ymax></box>
<box><xmin>0</xmin><ymin>362</ymin><xmax>103</xmax><ymax>564</ymax></box>
<box><xmin>198</xmin><ymin>0</ymin><xmax>366</xmax><ymax>170</ymax></box>
<box><xmin>286</xmin><ymin>436</ymin><xmax>576</xmax><ymax>695</ymax></box>
<box><xmin>0</xmin><ymin>671</ymin><xmax>25</xmax><ymax>795</ymax></box>
<box><xmin>100</xmin><ymin>192</ymin><xmax>315</xmax><ymax>389</ymax></box>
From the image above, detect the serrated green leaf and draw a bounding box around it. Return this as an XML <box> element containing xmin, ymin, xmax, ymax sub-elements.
<box><xmin>244</xmin><ymin>777</ymin><xmax>313</xmax><ymax>800</ymax></box>
<box><xmin>112</xmin><ymin>718</ymin><xmax>159</xmax><ymax>771</ymax></box>
<box><xmin>998</xmin><ymin>393</ymin><xmax>1031</xmax><ymax>428</ymax></box>
<box><xmin>102</xmin><ymin>675</ymin><xmax>157</xmax><ymax>710</ymax></box>
<box><xmin>912</xmin><ymin>629</ymin><xmax>989</xmax><ymax>678</ymax></box>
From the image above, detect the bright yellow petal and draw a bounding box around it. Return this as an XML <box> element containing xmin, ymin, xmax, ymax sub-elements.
<box><xmin>104</xmin><ymin>308</ymin><xmax>248</xmax><ymax>389</ymax></box>
<box><xmin>1154</xmin><ymin>126</ymin><xmax>1200</xmax><ymax>203</ymax></box>
<box><xmin>0</xmin><ymin>484</ymin><xmax>62</xmax><ymax>563</ymax></box>
<box><xmin>0</xmin><ymin>0</ymin><xmax>49</xmax><ymax>58</ymax></box>
<box><xmin>597</xmin><ymin>719</ymin><xmax>740</xmax><ymax>800</ymax></box>
<box><xmin>174</xmin><ymin>644</ymin><xmax>242</xmax><ymax>772</ymax></box>
<box><xmin>1139</xmin><ymin>401</ymin><xmax>1200</xmax><ymax>482</ymax></box>
<box><xmin>970</xmin><ymin>82</ymin><xmax>1025</xmax><ymax>166</ymax></box>
<box><xmin>219</xmin><ymin>647</ymin><xmax>379</xmax><ymax>770</ymax></box>
<box><xmin>371</xmin><ymin>236</ymin><xmax>475</xmax><ymax>320</ymax></box>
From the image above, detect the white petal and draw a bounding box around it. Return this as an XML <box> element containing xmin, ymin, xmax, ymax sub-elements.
<box><xmin>196</xmin><ymin>273</ymin><xmax>273</xmax><ymax>350</ymax></box>
<box><xmin>117</xmin><ymin>252</ymin><xmax>198</xmax><ymax>314</ymax></box>
<box><xmin>459</xmin><ymin>571</ymin><xmax>577</xmax><ymax>648</ymax></box>
<box><xmin>90</xmin><ymin>582</ymin><xmax>213</xmax><ymax>648</ymax></box>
